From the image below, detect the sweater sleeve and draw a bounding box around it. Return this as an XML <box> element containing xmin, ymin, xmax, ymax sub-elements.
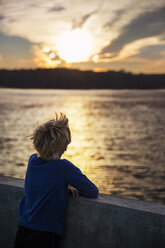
<box><xmin>62</xmin><ymin>159</ymin><xmax>99</xmax><ymax>198</ymax></box>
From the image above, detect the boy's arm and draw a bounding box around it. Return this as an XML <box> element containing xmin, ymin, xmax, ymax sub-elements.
<box><xmin>63</xmin><ymin>159</ymin><xmax>99</xmax><ymax>198</ymax></box>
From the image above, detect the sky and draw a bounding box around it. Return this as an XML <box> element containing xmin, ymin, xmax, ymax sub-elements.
<box><xmin>0</xmin><ymin>0</ymin><xmax>165</xmax><ymax>73</ymax></box>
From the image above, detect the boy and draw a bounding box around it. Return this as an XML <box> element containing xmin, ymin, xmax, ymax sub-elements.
<box><xmin>13</xmin><ymin>112</ymin><xmax>99</xmax><ymax>248</ymax></box>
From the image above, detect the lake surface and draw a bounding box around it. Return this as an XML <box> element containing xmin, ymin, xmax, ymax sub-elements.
<box><xmin>0</xmin><ymin>88</ymin><xmax>165</xmax><ymax>204</ymax></box>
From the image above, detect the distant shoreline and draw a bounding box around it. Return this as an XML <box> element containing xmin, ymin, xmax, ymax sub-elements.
<box><xmin>0</xmin><ymin>68</ymin><xmax>165</xmax><ymax>89</ymax></box>
<box><xmin>1</xmin><ymin>87</ymin><xmax>165</xmax><ymax>91</ymax></box>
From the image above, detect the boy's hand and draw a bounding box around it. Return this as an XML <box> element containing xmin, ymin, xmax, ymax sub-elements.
<box><xmin>68</xmin><ymin>185</ymin><xmax>79</xmax><ymax>198</ymax></box>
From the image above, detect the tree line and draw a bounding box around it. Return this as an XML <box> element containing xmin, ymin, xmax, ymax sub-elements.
<box><xmin>0</xmin><ymin>68</ymin><xmax>165</xmax><ymax>89</ymax></box>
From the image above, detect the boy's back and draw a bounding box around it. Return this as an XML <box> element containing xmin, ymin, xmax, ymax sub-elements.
<box><xmin>18</xmin><ymin>154</ymin><xmax>98</xmax><ymax>236</ymax></box>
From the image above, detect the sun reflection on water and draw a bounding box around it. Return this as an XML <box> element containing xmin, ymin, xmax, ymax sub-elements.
<box><xmin>0</xmin><ymin>89</ymin><xmax>165</xmax><ymax>204</ymax></box>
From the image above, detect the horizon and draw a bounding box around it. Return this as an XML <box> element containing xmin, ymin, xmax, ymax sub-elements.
<box><xmin>0</xmin><ymin>67</ymin><xmax>165</xmax><ymax>76</ymax></box>
<box><xmin>0</xmin><ymin>0</ymin><xmax>165</xmax><ymax>74</ymax></box>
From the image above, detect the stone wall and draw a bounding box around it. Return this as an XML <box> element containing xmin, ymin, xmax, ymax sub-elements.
<box><xmin>0</xmin><ymin>176</ymin><xmax>165</xmax><ymax>248</ymax></box>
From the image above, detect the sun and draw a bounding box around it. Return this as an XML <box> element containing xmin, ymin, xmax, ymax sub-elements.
<box><xmin>56</xmin><ymin>29</ymin><xmax>93</xmax><ymax>63</ymax></box>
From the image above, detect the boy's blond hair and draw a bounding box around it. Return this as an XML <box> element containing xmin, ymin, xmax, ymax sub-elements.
<box><xmin>31</xmin><ymin>112</ymin><xmax>71</xmax><ymax>161</ymax></box>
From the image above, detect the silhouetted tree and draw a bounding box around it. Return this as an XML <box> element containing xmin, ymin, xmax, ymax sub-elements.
<box><xmin>0</xmin><ymin>68</ymin><xmax>165</xmax><ymax>89</ymax></box>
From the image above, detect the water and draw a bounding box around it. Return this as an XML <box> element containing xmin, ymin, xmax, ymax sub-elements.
<box><xmin>0</xmin><ymin>88</ymin><xmax>165</xmax><ymax>204</ymax></box>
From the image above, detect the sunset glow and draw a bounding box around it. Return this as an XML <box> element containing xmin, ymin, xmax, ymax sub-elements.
<box><xmin>49</xmin><ymin>52</ymin><xmax>56</xmax><ymax>59</ymax></box>
<box><xmin>0</xmin><ymin>0</ymin><xmax>165</xmax><ymax>73</ymax></box>
<box><xmin>57</xmin><ymin>29</ymin><xmax>93</xmax><ymax>63</ymax></box>
<box><xmin>43</xmin><ymin>47</ymin><xmax>51</xmax><ymax>54</ymax></box>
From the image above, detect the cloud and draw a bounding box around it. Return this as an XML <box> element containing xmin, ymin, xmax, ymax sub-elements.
<box><xmin>0</xmin><ymin>53</ymin><xmax>3</xmax><ymax>61</ymax></box>
<box><xmin>98</xmin><ymin>36</ymin><xmax>165</xmax><ymax>65</ymax></box>
<box><xmin>160</xmin><ymin>33</ymin><xmax>165</xmax><ymax>41</ymax></box>
<box><xmin>101</xmin><ymin>6</ymin><xmax>165</xmax><ymax>54</ymax></box>
<box><xmin>137</xmin><ymin>44</ymin><xmax>165</xmax><ymax>60</ymax></box>
<box><xmin>0</xmin><ymin>32</ymin><xmax>37</xmax><ymax>68</ymax></box>
<box><xmin>0</xmin><ymin>15</ymin><xmax>5</xmax><ymax>21</ymax></box>
<box><xmin>103</xmin><ymin>8</ymin><xmax>129</xmax><ymax>29</ymax></box>
<box><xmin>31</xmin><ymin>44</ymin><xmax>64</xmax><ymax>68</ymax></box>
<box><xmin>48</xmin><ymin>5</ymin><xmax>66</xmax><ymax>12</ymax></box>
<box><xmin>0</xmin><ymin>32</ymin><xmax>34</xmax><ymax>59</ymax></box>
<box><xmin>72</xmin><ymin>10</ymin><xmax>97</xmax><ymax>29</ymax></box>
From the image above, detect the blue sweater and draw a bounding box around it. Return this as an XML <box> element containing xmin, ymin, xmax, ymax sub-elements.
<box><xmin>18</xmin><ymin>154</ymin><xmax>99</xmax><ymax>235</ymax></box>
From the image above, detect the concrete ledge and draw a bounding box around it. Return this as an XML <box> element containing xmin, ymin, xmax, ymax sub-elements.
<box><xmin>0</xmin><ymin>176</ymin><xmax>165</xmax><ymax>248</ymax></box>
